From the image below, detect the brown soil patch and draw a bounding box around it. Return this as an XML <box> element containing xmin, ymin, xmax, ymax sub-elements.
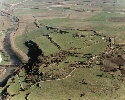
<box><xmin>109</xmin><ymin>56</ymin><xmax>125</xmax><ymax>66</ymax></box>
<box><xmin>101</xmin><ymin>55</ymin><xmax>125</xmax><ymax>72</ymax></box>
<box><xmin>101</xmin><ymin>59</ymin><xmax>119</xmax><ymax>72</ymax></box>
<box><xmin>109</xmin><ymin>16</ymin><xmax>125</xmax><ymax>22</ymax></box>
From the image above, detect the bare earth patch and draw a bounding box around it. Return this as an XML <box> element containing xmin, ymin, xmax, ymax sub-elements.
<box><xmin>109</xmin><ymin>16</ymin><xmax>125</xmax><ymax>22</ymax></box>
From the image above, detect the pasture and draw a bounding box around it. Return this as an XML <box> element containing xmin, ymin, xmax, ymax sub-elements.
<box><xmin>2</xmin><ymin>0</ymin><xmax>125</xmax><ymax>99</ymax></box>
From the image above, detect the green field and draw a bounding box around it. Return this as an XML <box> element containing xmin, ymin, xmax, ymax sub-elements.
<box><xmin>39</xmin><ymin>12</ymin><xmax>125</xmax><ymax>39</ymax></box>
<box><xmin>33</xmin><ymin>36</ymin><xmax>59</xmax><ymax>56</ymax></box>
<box><xmin>0</xmin><ymin>4</ymin><xmax>5</xmax><ymax>10</ymax></box>
<box><xmin>86</xmin><ymin>12</ymin><xmax>125</xmax><ymax>33</ymax></box>
<box><xmin>39</xmin><ymin>18</ymin><xmax>70</xmax><ymax>26</ymax></box>
<box><xmin>3</xmin><ymin>0</ymin><xmax>25</xmax><ymax>3</ymax></box>
<box><xmin>3</xmin><ymin>65</ymin><xmax>125</xmax><ymax>100</ymax></box>
<box><xmin>13</xmin><ymin>8</ymin><xmax>48</xmax><ymax>16</ymax></box>
<box><xmin>13</xmin><ymin>7</ymin><xmax>125</xmax><ymax>100</ymax></box>
<box><xmin>2</xmin><ymin>0</ymin><xmax>125</xmax><ymax>99</ymax></box>
<box><xmin>15</xmin><ymin>25</ymin><xmax>107</xmax><ymax>56</ymax></box>
<box><xmin>15</xmin><ymin>27</ymin><xmax>48</xmax><ymax>55</ymax></box>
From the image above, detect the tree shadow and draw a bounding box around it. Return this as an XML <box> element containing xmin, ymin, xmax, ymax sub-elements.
<box><xmin>23</xmin><ymin>40</ymin><xmax>43</xmax><ymax>76</ymax></box>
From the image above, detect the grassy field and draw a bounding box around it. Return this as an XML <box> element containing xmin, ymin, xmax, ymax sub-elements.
<box><xmin>12</xmin><ymin>22</ymin><xmax>112</xmax><ymax>99</ymax></box>
<box><xmin>3</xmin><ymin>0</ymin><xmax>25</xmax><ymax>4</ymax></box>
<box><xmin>15</xmin><ymin>25</ymin><xmax>107</xmax><ymax>56</ymax></box>
<box><xmin>15</xmin><ymin>26</ymin><xmax>48</xmax><ymax>55</ymax></box>
<box><xmin>39</xmin><ymin>12</ymin><xmax>125</xmax><ymax>38</ymax></box>
<box><xmin>0</xmin><ymin>3</ymin><xmax>5</xmax><ymax>10</ymax></box>
<box><xmin>85</xmin><ymin>12</ymin><xmax>125</xmax><ymax>43</ymax></box>
<box><xmin>4</xmin><ymin>65</ymin><xmax>125</xmax><ymax>100</ymax></box>
<box><xmin>38</xmin><ymin>10</ymin><xmax>125</xmax><ymax>35</ymax></box>
<box><xmin>39</xmin><ymin>18</ymin><xmax>71</xmax><ymax>27</ymax></box>
<box><xmin>33</xmin><ymin>36</ymin><xmax>59</xmax><ymax>56</ymax></box>
<box><xmin>29</xmin><ymin>67</ymin><xmax>125</xmax><ymax>100</ymax></box>
<box><xmin>49</xmin><ymin>32</ymin><xmax>107</xmax><ymax>55</ymax></box>
<box><xmin>13</xmin><ymin>8</ymin><xmax>48</xmax><ymax>16</ymax></box>
<box><xmin>2</xmin><ymin>0</ymin><xmax>125</xmax><ymax>99</ymax></box>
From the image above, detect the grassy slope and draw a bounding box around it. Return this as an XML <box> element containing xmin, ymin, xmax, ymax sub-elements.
<box><xmin>50</xmin><ymin>32</ymin><xmax>107</xmax><ymax>55</ymax></box>
<box><xmin>8</xmin><ymin>66</ymin><xmax>125</xmax><ymax>100</ymax></box>
<box><xmin>86</xmin><ymin>12</ymin><xmax>125</xmax><ymax>37</ymax></box>
<box><xmin>15</xmin><ymin>26</ymin><xmax>107</xmax><ymax>56</ymax></box>
<box><xmin>39</xmin><ymin>18</ymin><xmax>71</xmax><ymax>27</ymax></box>
<box><xmin>7</xmin><ymin>1</ymin><xmax>125</xmax><ymax>99</ymax></box>
<box><xmin>15</xmin><ymin>27</ymin><xmax>48</xmax><ymax>55</ymax></box>
<box><xmin>16</xmin><ymin>13</ymin><xmax>119</xmax><ymax>56</ymax></box>
<box><xmin>13</xmin><ymin>8</ymin><xmax>48</xmax><ymax>16</ymax></box>
<box><xmin>39</xmin><ymin>12</ymin><xmax>125</xmax><ymax>41</ymax></box>
<box><xmin>33</xmin><ymin>36</ymin><xmax>59</xmax><ymax>56</ymax></box>
<box><xmin>9</xmin><ymin>28</ymin><xmax>110</xmax><ymax>99</ymax></box>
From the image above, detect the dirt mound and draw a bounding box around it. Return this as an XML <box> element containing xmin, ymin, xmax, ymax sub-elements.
<box><xmin>109</xmin><ymin>16</ymin><xmax>125</xmax><ymax>22</ymax></box>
